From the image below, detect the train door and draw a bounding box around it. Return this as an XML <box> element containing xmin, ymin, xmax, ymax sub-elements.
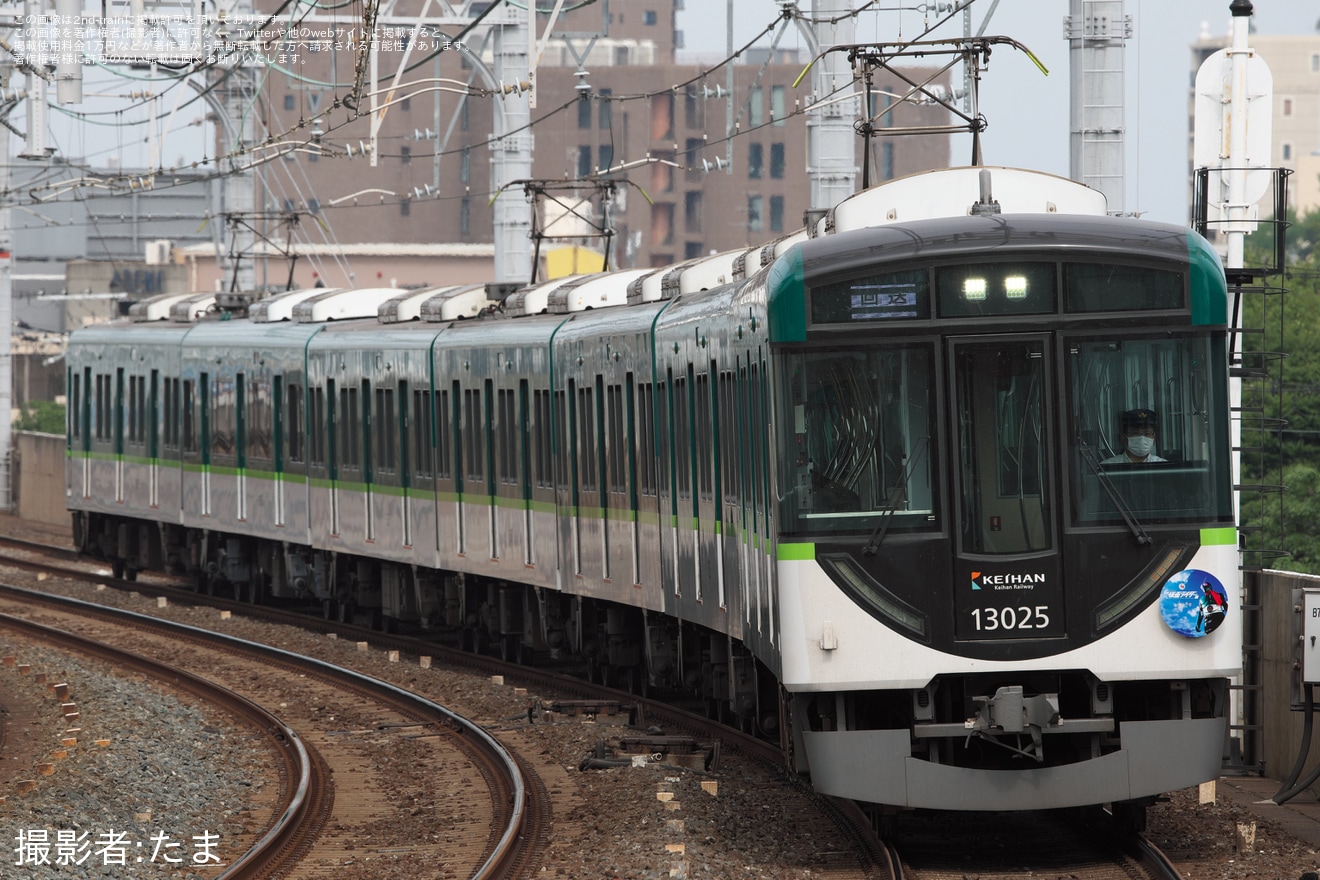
<box><xmin>948</xmin><ymin>335</ymin><xmax>1066</xmax><ymax>641</ymax></box>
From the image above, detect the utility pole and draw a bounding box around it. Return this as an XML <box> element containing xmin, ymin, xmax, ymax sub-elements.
<box><xmin>808</xmin><ymin>0</ymin><xmax>857</xmax><ymax>209</ymax></box>
<box><xmin>1066</xmin><ymin>0</ymin><xmax>1130</xmax><ymax>214</ymax></box>
<box><xmin>490</xmin><ymin>3</ymin><xmax>533</xmax><ymax>285</ymax></box>
<box><xmin>0</xmin><ymin>81</ymin><xmax>11</xmax><ymax>511</ymax></box>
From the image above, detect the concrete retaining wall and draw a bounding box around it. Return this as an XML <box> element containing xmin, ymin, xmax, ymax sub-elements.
<box><xmin>14</xmin><ymin>431</ymin><xmax>67</xmax><ymax>526</ymax></box>
<box><xmin>1258</xmin><ymin>570</ymin><xmax>1320</xmax><ymax>788</ymax></box>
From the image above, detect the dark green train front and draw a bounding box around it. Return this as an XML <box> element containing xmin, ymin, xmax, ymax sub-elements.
<box><xmin>764</xmin><ymin>213</ymin><xmax>1240</xmax><ymax>813</ymax></box>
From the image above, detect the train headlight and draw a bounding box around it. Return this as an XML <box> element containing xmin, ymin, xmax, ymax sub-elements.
<box><xmin>962</xmin><ymin>278</ymin><xmax>987</xmax><ymax>301</ymax></box>
<box><xmin>1004</xmin><ymin>275</ymin><xmax>1028</xmax><ymax>299</ymax></box>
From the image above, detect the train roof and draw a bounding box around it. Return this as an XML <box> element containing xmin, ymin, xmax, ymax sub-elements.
<box><xmin>793</xmin><ymin>212</ymin><xmax>1199</xmax><ymax>280</ymax></box>
<box><xmin>829</xmin><ymin>165</ymin><xmax>1108</xmax><ymax>231</ymax></box>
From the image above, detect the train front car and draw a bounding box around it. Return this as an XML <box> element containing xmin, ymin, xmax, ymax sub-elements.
<box><xmin>764</xmin><ymin>172</ymin><xmax>1238</xmax><ymax>819</ymax></box>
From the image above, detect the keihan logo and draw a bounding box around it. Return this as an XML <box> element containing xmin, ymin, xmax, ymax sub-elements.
<box><xmin>971</xmin><ymin>571</ymin><xmax>981</xmax><ymax>591</ymax></box>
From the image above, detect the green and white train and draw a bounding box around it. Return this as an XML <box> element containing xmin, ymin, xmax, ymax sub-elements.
<box><xmin>68</xmin><ymin>167</ymin><xmax>1240</xmax><ymax>821</ymax></box>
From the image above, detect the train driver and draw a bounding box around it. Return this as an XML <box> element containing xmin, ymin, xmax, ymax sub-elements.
<box><xmin>1101</xmin><ymin>408</ymin><xmax>1166</xmax><ymax>465</ymax></box>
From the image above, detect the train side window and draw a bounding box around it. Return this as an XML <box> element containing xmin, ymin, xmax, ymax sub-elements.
<box><xmin>412</xmin><ymin>388</ymin><xmax>432</xmax><ymax>479</ymax></box>
<box><xmin>748</xmin><ymin>362</ymin><xmax>761</xmax><ymax>530</ymax></box>
<box><xmin>575</xmin><ymin>382</ymin><xmax>596</xmax><ymax>493</ymax></box>
<box><xmin>360</xmin><ymin>380</ymin><xmax>373</xmax><ymax>480</ymax></box>
<box><xmin>210</xmin><ymin>371</ymin><xmax>231</xmax><ymax>460</ymax></box>
<box><xmin>533</xmin><ymin>389</ymin><xmax>553</xmax><ymax>489</ymax></box>
<box><xmin>255</xmin><ymin>374</ymin><xmax>273</xmax><ymax>463</ymax></box>
<box><xmin>70</xmin><ymin>371</ymin><xmax>80</xmax><ymax>440</ymax></box>
<box><xmin>338</xmin><ymin>384</ymin><xmax>360</xmax><ymax>469</ymax></box>
<box><xmin>127</xmin><ymin>374</ymin><xmax>138</xmax><ymax>443</ymax></box>
<box><xmin>637</xmin><ymin>381</ymin><xmax>655</xmax><ymax>498</ymax></box>
<box><xmin>199</xmin><ymin>373</ymin><xmax>211</xmax><ymax>465</ymax></box>
<box><xmin>164</xmin><ymin>379</ymin><xmax>173</xmax><ymax>449</ymax></box>
<box><xmin>463</xmin><ymin>386</ymin><xmax>484</xmax><ymax>483</ymax></box>
<box><xmin>659</xmin><ymin>375</ymin><xmax>672</xmax><ymax>499</ymax></box>
<box><xmin>519</xmin><ymin>380</ymin><xmax>531</xmax><ymax>499</ymax></box>
<box><xmin>607</xmin><ymin>382</ymin><xmax>625</xmax><ymax>495</ymax></box>
<box><xmin>564</xmin><ymin>385</ymin><xmax>578</xmax><ymax>502</ymax></box>
<box><xmin>236</xmin><ymin>372</ymin><xmax>247</xmax><ymax>468</ymax></box>
<box><xmin>397</xmin><ymin>380</ymin><xmax>410</xmax><ymax>484</ymax></box>
<box><xmin>308</xmin><ymin>385</ymin><xmax>325</xmax><ymax>467</ymax></box>
<box><xmin>148</xmin><ymin>371</ymin><xmax>158</xmax><ymax>459</ymax></box>
<box><xmin>498</xmin><ymin>387</ymin><xmax>517</xmax><ymax>486</ymax></box>
<box><xmin>274</xmin><ymin>376</ymin><xmax>285</xmax><ymax>469</ymax></box>
<box><xmin>439</xmin><ymin>384</ymin><xmax>455</xmax><ymax>483</ymax></box>
<box><xmin>484</xmin><ymin>379</ymin><xmax>496</xmax><ymax>496</ymax></box>
<box><xmin>287</xmin><ymin>382</ymin><xmax>304</xmax><ymax>464</ymax></box>
<box><xmin>115</xmin><ymin>369</ymin><xmax>124</xmax><ymax>449</ymax></box>
<box><xmin>553</xmin><ymin>389</ymin><xmax>568</xmax><ymax>492</ymax></box>
<box><xmin>719</xmin><ymin>369</ymin><xmax>738</xmax><ymax>505</ymax></box>
<box><xmin>326</xmin><ymin>379</ymin><xmax>339</xmax><ymax>478</ymax></box>
<box><xmin>696</xmin><ymin>369</ymin><xmax>712</xmax><ymax>500</ymax></box>
<box><xmin>183</xmin><ymin>380</ymin><xmax>195</xmax><ymax>452</ymax></box>
<box><xmin>374</xmin><ymin>385</ymin><xmax>396</xmax><ymax>473</ymax></box>
<box><xmin>674</xmin><ymin>371</ymin><xmax>691</xmax><ymax>502</ymax></box>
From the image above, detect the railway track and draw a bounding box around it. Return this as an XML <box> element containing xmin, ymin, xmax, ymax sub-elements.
<box><xmin>1</xmin><ymin>534</ymin><xmax>1191</xmax><ymax>880</ymax></box>
<box><xmin>0</xmin><ymin>582</ymin><xmax>541</xmax><ymax>880</ymax></box>
<box><xmin>0</xmin><ymin>611</ymin><xmax>318</xmax><ymax>879</ymax></box>
<box><xmin>884</xmin><ymin>807</ymin><xmax>1184</xmax><ymax>880</ymax></box>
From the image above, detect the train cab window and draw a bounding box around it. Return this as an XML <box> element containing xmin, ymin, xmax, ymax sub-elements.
<box><xmin>1068</xmin><ymin>335</ymin><xmax>1234</xmax><ymax>525</ymax></box>
<box><xmin>778</xmin><ymin>346</ymin><xmax>936</xmax><ymax>535</ymax></box>
<box><xmin>1064</xmin><ymin>263</ymin><xmax>1184</xmax><ymax>312</ymax></box>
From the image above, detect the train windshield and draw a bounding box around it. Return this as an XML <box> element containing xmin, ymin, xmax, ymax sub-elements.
<box><xmin>1067</xmin><ymin>334</ymin><xmax>1235</xmax><ymax>525</ymax></box>
<box><xmin>777</xmin><ymin>345</ymin><xmax>936</xmax><ymax>535</ymax></box>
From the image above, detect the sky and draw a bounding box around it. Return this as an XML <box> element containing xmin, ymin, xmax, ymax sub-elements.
<box><xmin>676</xmin><ymin>0</ymin><xmax>1319</xmax><ymax>225</ymax></box>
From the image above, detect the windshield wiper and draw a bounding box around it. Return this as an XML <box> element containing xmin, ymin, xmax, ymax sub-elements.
<box><xmin>863</xmin><ymin>438</ymin><xmax>929</xmax><ymax>557</ymax></box>
<box><xmin>1078</xmin><ymin>440</ymin><xmax>1152</xmax><ymax>546</ymax></box>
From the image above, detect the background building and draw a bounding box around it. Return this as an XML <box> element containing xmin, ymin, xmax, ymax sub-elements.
<box><xmin>255</xmin><ymin>0</ymin><xmax>950</xmax><ymax>286</ymax></box>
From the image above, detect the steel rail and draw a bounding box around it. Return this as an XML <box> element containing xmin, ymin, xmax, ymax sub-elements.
<box><xmin>0</xmin><ymin>582</ymin><xmax>530</xmax><ymax>880</ymax></box>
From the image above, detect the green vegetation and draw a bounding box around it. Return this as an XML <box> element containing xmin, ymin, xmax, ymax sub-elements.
<box><xmin>1239</xmin><ymin>206</ymin><xmax>1320</xmax><ymax>573</ymax></box>
<box><xmin>14</xmin><ymin>400</ymin><xmax>66</xmax><ymax>435</ymax></box>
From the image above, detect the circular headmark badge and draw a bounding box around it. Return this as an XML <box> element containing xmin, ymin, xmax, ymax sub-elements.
<box><xmin>1159</xmin><ymin>569</ymin><xmax>1229</xmax><ymax>638</ymax></box>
